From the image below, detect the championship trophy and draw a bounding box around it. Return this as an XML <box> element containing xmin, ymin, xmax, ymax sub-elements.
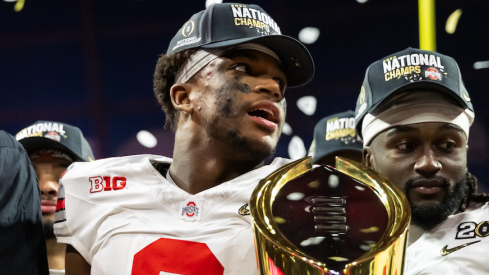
<box><xmin>250</xmin><ymin>157</ymin><xmax>410</xmax><ymax>274</ymax></box>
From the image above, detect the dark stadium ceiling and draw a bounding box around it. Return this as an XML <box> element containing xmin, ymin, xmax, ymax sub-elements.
<box><xmin>1</xmin><ymin>0</ymin><xmax>488</xmax><ymax>188</ymax></box>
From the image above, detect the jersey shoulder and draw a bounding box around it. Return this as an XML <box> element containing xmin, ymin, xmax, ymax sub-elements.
<box><xmin>63</xmin><ymin>154</ymin><xmax>171</xmax><ymax>180</ymax></box>
<box><xmin>443</xmin><ymin>202</ymin><xmax>489</xmax><ymax>227</ymax></box>
<box><xmin>59</xmin><ymin>154</ymin><xmax>172</xmax><ymax>199</ymax></box>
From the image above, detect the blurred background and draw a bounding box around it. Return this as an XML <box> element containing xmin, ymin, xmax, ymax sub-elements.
<box><xmin>1</xmin><ymin>0</ymin><xmax>488</xmax><ymax>188</ymax></box>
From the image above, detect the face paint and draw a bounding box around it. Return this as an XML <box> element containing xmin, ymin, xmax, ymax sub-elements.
<box><xmin>193</xmin><ymin>49</ymin><xmax>286</xmax><ymax>163</ymax></box>
<box><xmin>201</xmin><ymin>73</ymin><xmax>276</xmax><ymax>162</ymax></box>
<box><xmin>232</xmin><ymin>76</ymin><xmax>252</xmax><ymax>94</ymax></box>
<box><xmin>213</xmin><ymin>77</ymin><xmax>240</xmax><ymax>118</ymax></box>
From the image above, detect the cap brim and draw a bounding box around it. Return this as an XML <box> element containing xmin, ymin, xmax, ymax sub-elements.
<box><xmin>19</xmin><ymin>137</ymin><xmax>82</xmax><ymax>161</ymax></box>
<box><xmin>202</xmin><ymin>35</ymin><xmax>314</xmax><ymax>88</ymax></box>
<box><xmin>368</xmin><ymin>81</ymin><xmax>470</xmax><ymax>115</ymax></box>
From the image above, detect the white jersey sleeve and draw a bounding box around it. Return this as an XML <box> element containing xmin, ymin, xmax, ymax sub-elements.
<box><xmin>405</xmin><ymin>203</ymin><xmax>489</xmax><ymax>275</ymax></box>
<box><xmin>54</xmin><ymin>154</ymin><xmax>171</xmax><ymax>263</ymax></box>
<box><xmin>54</xmin><ymin>155</ymin><xmax>291</xmax><ymax>275</ymax></box>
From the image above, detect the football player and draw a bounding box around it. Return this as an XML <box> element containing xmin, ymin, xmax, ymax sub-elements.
<box><xmin>355</xmin><ymin>48</ymin><xmax>489</xmax><ymax>274</ymax></box>
<box><xmin>54</xmin><ymin>3</ymin><xmax>314</xmax><ymax>274</ymax></box>
<box><xmin>17</xmin><ymin>121</ymin><xmax>94</xmax><ymax>275</ymax></box>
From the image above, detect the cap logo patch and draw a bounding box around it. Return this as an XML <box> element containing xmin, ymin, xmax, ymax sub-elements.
<box><xmin>44</xmin><ymin>131</ymin><xmax>61</xmax><ymax>142</ymax></box>
<box><xmin>425</xmin><ymin>67</ymin><xmax>442</xmax><ymax>80</ymax></box>
<box><xmin>16</xmin><ymin>122</ymin><xmax>66</xmax><ymax>141</ymax></box>
<box><xmin>383</xmin><ymin>54</ymin><xmax>444</xmax><ymax>82</ymax></box>
<box><xmin>231</xmin><ymin>4</ymin><xmax>281</xmax><ymax>35</ymax></box>
<box><xmin>463</xmin><ymin>92</ymin><xmax>471</xmax><ymax>102</ymax></box>
<box><xmin>173</xmin><ymin>19</ymin><xmax>200</xmax><ymax>51</ymax></box>
<box><xmin>181</xmin><ymin>20</ymin><xmax>195</xmax><ymax>37</ymax></box>
<box><xmin>173</xmin><ymin>36</ymin><xmax>201</xmax><ymax>51</ymax></box>
<box><xmin>326</xmin><ymin>117</ymin><xmax>356</xmax><ymax>141</ymax></box>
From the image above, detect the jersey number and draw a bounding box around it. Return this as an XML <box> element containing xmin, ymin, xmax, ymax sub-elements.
<box><xmin>456</xmin><ymin>222</ymin><xmax>477</xmax><ymax>239</ymax></box>
<box><xmin>131</xmin><ymin>238</ymin><xmax>224</xmax><ymax>275</ymax></box>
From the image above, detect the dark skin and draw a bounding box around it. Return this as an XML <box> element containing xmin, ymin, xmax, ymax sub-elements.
<box><xmin>169</xmin><ymin>49</ymin><xmax>286</xmax><ymax>195</ymax></box>
<box><xmin>364</xmin><ymin>122</ymin><xmax>467</xmax><ymax>210</ymax></box>
<box><xmin>65</xmin><ymin>49</ymin><xmax>287</xmax><ymax>274</ymax></box>
<box><xmin>32</xmin><ymin>155</ymin><xmax>71</xmax><ymax>271</ymax></box>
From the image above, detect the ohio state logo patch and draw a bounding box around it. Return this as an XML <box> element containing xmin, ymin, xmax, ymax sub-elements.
<box><xmin>182</xmin><ymin>201</ymin><xmax>199</xmax><ymax>217</ymax></box>
<box><xmin>180</xmin><ymin>199</ymin><xmax>202</xmax><ymax>222</ymax></box>
<box><xmin>45</xmin><ymin>131</ymin><xmax>61</xmax><ymax>142</ymax></box>
<box><xmin>425</xmin><ymin>67</ymin><xmax>442</xmax><ymax>81</ymax></box>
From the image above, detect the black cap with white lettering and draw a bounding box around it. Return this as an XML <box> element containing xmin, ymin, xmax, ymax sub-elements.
<box><xmin>166</xmin><ymin>3</ymin><xmax>314</xmax><ymax>88</ymax></box>
<box><xmin>354</xmin><ymin>47</ymin><xmax>473</xmax><ymax>139</ymax></box>
<box><xmin>16</xmin><ymin>120</ymin><xmax>94</xmax><ymax>162</ymax></box>
<box><xmin>310</xmin><ymin>110</ymin><xmax>363</xmax><ymax>165</ymax></box>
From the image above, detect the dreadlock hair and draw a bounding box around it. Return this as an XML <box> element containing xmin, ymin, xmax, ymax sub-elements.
<box><xmin>153</xmin><ymin>48</ymin><xmax>199</xmax><ymax>132</ymax></box>
<box><xmin>458</xmin><ymin>171</ymin><xmax>489</xmax><ymax>212</ymax></box>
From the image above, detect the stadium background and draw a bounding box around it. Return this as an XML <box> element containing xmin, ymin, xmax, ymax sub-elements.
<box><xmin>1</xmin><ymin>0</ymin><xmax>488</xmax><ymax>189</ymax></box>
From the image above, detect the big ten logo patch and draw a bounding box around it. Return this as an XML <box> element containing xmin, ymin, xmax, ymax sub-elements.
<box><xmin>231</xmin><ymin>4</ymin><xmax>281</xmax><ymax>35</ymax></box>
<box><xmin>326</xmin><ymin>117</ymin><xmax>356</xmax><ymax>141</ymax></box>
<box><xmin>89</xmin><ymin>176</ymin><xmax>127</xmax><ymax>193</ymax></box>
<box><xmin>455</xmin><ymin>221</ymin><xmax>489</xmax><ymax>239</ymax></box>
<box><xmin>382</xmin><ymin>53</ymin><xmax>445</xmax><ymax>82</ymax></box>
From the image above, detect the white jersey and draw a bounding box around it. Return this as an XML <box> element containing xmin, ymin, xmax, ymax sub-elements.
<box><xmin>54</xmin><ymin>154</ymin><xmax>291</xmax><ymax>275</ymax></box>
<box><xmin>405</xmin><ymin>203</ymin><xmax>489</xmax><ymax>274</ymax></box>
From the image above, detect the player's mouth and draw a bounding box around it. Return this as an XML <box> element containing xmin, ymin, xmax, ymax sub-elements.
<box><xmin>41</xmin><ymin>200</ymin><xmax>57</xmax><ymax>214</ymax></box>
<box><xmin>408</xmin><ymin>179</ymin><xmax>447</xmax><ymax>202</ymax></box>
<box><xmin>247</xmin><ymin>102</ymin><xmax>279</xmax><ymax>131</ymax></box>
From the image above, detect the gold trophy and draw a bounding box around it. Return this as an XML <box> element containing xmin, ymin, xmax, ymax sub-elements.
<box><xmin>250</xmin><ymin>157</ymin><xmax>410</xmax><ymax>274</ymax></box>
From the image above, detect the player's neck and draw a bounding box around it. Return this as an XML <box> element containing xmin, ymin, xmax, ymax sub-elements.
<box><xmin>171</xmin><ymin>130</ymin><xmax>261</xmax><ymax>194</ymax></box>
<box><xmin>46</xmin><ymin>238</ymin><xmax>66</xmax><ymax>270</ymax></box>
<box><xmin>171</xmin><ymin>150</ymin><xmax>259</xmax><ymax>194</ymax></box>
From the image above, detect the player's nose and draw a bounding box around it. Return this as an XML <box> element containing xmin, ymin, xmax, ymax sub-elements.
<box><xmin>39</xmin><ymin>178</ymin><xmax>58</xmax><ymax>198</ymax></box>
<box><xmin>414</xmin><ymin>147</ymin><xmax>442</xmax><ymax>177</ymax></box>
<box><xmin>254</xmin><ymin>76</ymin><xmax>283</xmax><ymax>101</ymax></box>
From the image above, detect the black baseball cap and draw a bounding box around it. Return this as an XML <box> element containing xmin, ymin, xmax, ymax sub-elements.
<box><xmin>355</xmin><ymin>47</ymin><xmax>473</xmax><ymax>139</ymax></box>
<box><xmin>167</xmin><ymin>3</ymin><xmax>314</xmax><ymax>88</ymax></box>
<box><xmin>16</xmin><ymin>121</ymin><xmax>94</xmax><ymax>162</ymax></box>
<box><xmin>310</xmin><ymin>110</ymin><xmax>363</xmax><ymax>165</ymax></box>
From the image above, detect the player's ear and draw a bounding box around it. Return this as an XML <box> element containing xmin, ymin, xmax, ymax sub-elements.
<box><xmin>170</xmin><ymin>83</ymin><xmax>193</xmax><ymax>114</ymax></box>
<box><xmin>363</xmin><ymin>147</ymin><xmax>373</xmax><ymax>168</ymax></box>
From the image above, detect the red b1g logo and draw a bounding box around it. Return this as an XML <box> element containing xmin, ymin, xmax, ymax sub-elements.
<box><xmin>89</xmin><ymin>176</ymin><xmax>127</xmax><ymax>193</ymax></box>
